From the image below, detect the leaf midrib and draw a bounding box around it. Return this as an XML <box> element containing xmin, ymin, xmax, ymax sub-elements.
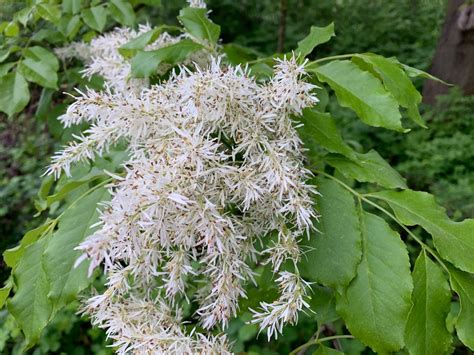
<box><xmin>382</xmin><ymin>197</ymin><xmax>473</xmax><ymax>253</ymax></box>
<box><xmin>315</xmin><ymin>63</ymin><xmax>398</xmax><ymax>124</ymax></box>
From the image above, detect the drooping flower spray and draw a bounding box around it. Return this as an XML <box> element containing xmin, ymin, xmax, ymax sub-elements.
<box><xmin>51</xmin><ymin>3</ymin><xmax>319</xmax><ymax>352</ymax></box>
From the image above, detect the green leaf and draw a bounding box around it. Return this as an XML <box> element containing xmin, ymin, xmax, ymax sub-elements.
<box><xmin>131</xmin><ymin>39</ymin><xmax>203</xmax><ymax>78</ymax></box>
<box><xmin>325</xmin><ymin>150</ymin><xmax>407</xmax><ymax>189</ymax></box>
<box><xmin>5</xmin><ymin>186</ymin><xmax>109</xmax><ymax>345</ymax></box>
<box><xmin>36</xmin><ymin>88</ymin><xmax>54</xmax><ymax>119</ymax></box>
<box><xmin>4</xmin><ymin>21</ymin><xmax>19</xmax><ymax>37</ymax></box>
<box><xmin>119</xmin><ymin>25</ymin><xmax>181</xmax><ymax>57</ymax></box>
<box><xmin>222</xmin><ymin>43</ymin><xmax>259</xmax><ymax>65</ymax></box>
<box><xmin>0</xmin><ymin>284</ymin><xmax>11</xmax><ymax>308</ymax></box>
<box><xmin>296</xmin><ymin>23</ymin><xmax>335</xmax><ymax>58</ymax></box>
<box><xmin>0</xmin><ymin>62</ymin><xmax>15</xmax><ymax>76</ymax></box>
<box><xmin>82</xmin><ymin>5</ymin><xmax>108</xmax><ymax>32</ymax></box>
<box><xmin>24</xmin><ymin>46</ymin><xmax>60</xmax><ymax>71</ymax></box>
<box><xmin>19</xmin><ymin>47</ymin><xmax>59</xmax><ymax>89</ymax></box>
<box><xmin>45</xmin><ymin>182</ymin><xmax>87</xmax><ymax>207</ymax></box>
<box><xmin>109</xmin><ymin>0</ymin><xmax>135</xmax><ymax>27</ymax></box>
<box><xmin>249</xmin><ymin>62</ymin><xmax>274</xmax><ymax>79</ymax></box>
<box><xmin>353</xmin><ymin>53</ymin><xmax>425</xmax><ymax>127</ymax></box>
<box><xmin>14</xmin><ymin>7</ymin><xmax>33</xmax><ymax>26</ymax></box>
<box><xmin>300</xmin><ymin>177</ymin><xmax>362</xmax><ymax>290</ymax></box>
<box><xmin>400</xmin><ymin>62</ymin><xmax>450</xmax><ymax>85</ymax></box>
<box><xmin>0</xmin><ymin>48</ymin><xmax>10</xmax><ymax>63</ymax></box>
<box><xmin>178</xmin><ymin>7</ymin><xmax>220</xmax><ymax>44</ymax></box>
<box><xmin>309</xmin><ymin>286</ymin><xmax>340</xmax><ymax>326</ymax></box>
<box><xmin>337</xmin><ymin>212</ymin><xmax>412</xmax><ymax>353</ymax></box>
<box><xmin>448</xmin><ymin>266</ymin><xmax>474</xmax><ymax>350</ymax></box>
<box><xmin>58</xmin><ymin>14</ymin><xmax>82</xmax><ymax>39</ymax></box>
<box><xmin>3</xmin><ymin>223</ymin><xmax>51</xmax><ymax>269</ymax></box>
<box><xmin>44</xmin><ymin>187</ymin><xmax>110</xmax><ymax>309</ymax></box>
<box><xmin>0</xmin><ymin>72</ymin><xmax>30</xmax><ymax>116</ymax></box>
<box><xmin>8</xmin><ymin>235</ymin><xmax>54</xmax><ymax>346</ymax></box>
<box><xmin>405</xmin><ymin>251</ymin><xmax>452</xmax><ymax>355</ymax></box>
<box><xmin>36</xmin><ymin>4</ymin><xmax>62</xmax><ymax>24</ymax></box>
<box><xmin>297</xmin><ymin>109</ymin><xmax>356</xmax><ymax>160</ymax></box>
<box><xmin>37</xmin><ymin>174</ymin><xmax>54</xmax><ymax>201</ymax></box>
<box><xmin>134</xmin><ymin>0</ymin><xmax>161</xmax><ymax>5</ymax></box>
<box><xmin>119</xmin><ymin>29</ymin><xmax>159</xmax><ymax>58</ymax></box>
<box><xmin>31</xmin><ymin>29</ymin><xmax>66</xmax><ymax>44</ymax></box>
<box><xmin>62</xmin><ymin>0</ymin><xmax>83</xmax><ymax>14</ymax></box>
<box><xmin>369</xmin><ymin>190</ymin><xmax>474</xmax><ymax>273</ymax></box>
<box><xmin>314</xmin><ymin>345</ymin><xmax>343</xmax><ymax>355</ymax></box>
<box><xmin>82</xmin><ymin>30</ymin><xmax>97</xmax><ymax>42</ymax></box>
<box><xmin>238</xmin><ymin>323</ymin><xmax>258</xmax><ymax>342</ymax></box>
<box><xmin>43</xmin><ymin>168</ymin><xmax>106</xmax><ymax>210</ymax></box>
<box><xmin>310</xmin><ymin>60</ymin><xmax>405</xmax><ymax>131</ymax></box>
<box><xmin>19</xmin><ymin>58</ymin><xmax>58</xmax><ymax>89</ymax></box>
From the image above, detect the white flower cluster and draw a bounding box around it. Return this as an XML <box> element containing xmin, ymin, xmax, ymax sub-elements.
<box><xmin>50</xmin><ymin>21</ymin><xmax>319</xmax><ymax>354</ymax></box>
<box><xmin>187</xmin><ymin>0</ymin><xmax>207</xmax><ymax>9</ymax></box>
<box><xmin>55</xmin><ymin>25</ymin><xmax>196</xmax><ymax>94</ymax></box>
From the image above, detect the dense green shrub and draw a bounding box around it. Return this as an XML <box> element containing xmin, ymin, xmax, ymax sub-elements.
<box><xmin>390</xmin><ymin>89</ymin><xmax>474</xmax><ymax>219</ymax></box>
<box><xmin>208</xmin><ymin>0</ymin><xmax>446</xmax><ymax>69</ymax></box>
<box><xmin>0</xmin><ymin>114</ymin><xmax>52</xmax><ymax>281</ymax></box>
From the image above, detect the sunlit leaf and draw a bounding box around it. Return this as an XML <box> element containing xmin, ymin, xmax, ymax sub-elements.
<box><xmin>296</xmin><ymin>23</ymin><xmax>335</xmax><ymax>58</ymax></box>
<box><xmin>325</xmin><ymin>150</ymin><xmax>407</xmax><ymax>189</ymax></box>
<box><xmin>178</xmin><ymin>7</ymin><xmax>220</xmax><ymax>44</ymax></box>
<box><xmin>131</xmin><ymin>39</ymin><xmax>203</xmax><ymax>78</ymax></box>
<box><xmin>297</xmin><ymin>109</ymin><xmax>356</xmax><ymax>160</ymax></box>
<box><xmin>310</xmin><ymin>60</ymin><xmax>405</xmax><ymax>131</ymax></box>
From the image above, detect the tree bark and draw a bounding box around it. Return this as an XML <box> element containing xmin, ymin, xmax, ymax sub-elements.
<box><xmin>277</xmin><ymin>0</ymin><xmax>288</xmax><ymax>53</ymax></box>
<box><xmin>423</xmin><ymin>0</ymin><xmax>474</xmax><ymax>104</ymax></box>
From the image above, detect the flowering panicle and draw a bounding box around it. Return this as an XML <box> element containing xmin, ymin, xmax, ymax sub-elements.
<box><xmin>187</xmin><ymin>0</ymin><xmax>207</xmax><ymax>9</ymax></box>
<box><xmin>50</xmin><ymin>22</ymin><xmax>319</xmax><ymax>352</ymax></box>
<box><xmin>250</xmin><ymin>271</ymin><xmax>312</xmax><ymax>341</ymax></box>
<box><xmin>55</xmin><ymin>24</ymin><xmax>209</xmax><ymax>94</ymax></box>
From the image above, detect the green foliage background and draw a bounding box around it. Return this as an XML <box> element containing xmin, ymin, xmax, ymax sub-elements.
<box><xmin>2</xmin><ymin>0</ymin><xmax>474</xmax><ymax>354</ymax></box>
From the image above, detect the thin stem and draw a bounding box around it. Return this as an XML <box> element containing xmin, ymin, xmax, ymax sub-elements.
<box><xmin>245</xmin><ymin>53</ymin><xmax>355</xmax><ymax>68</ymax></box>
<box><xmin>318</xmin><ymin>335</ymin><xmax>354</xmax><ymax>343</ymax></box>
<box><xmin>290</xmin><ymin>335</ymin><xmax>354</xmax><ymax>354</ymax></box>
<box><xmin>314</xmin><ymin>170</ymin><xmax>450</xmax><ymax>274</ymax></box>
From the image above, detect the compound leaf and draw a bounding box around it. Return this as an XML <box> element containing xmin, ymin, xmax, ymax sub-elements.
<box><xmin>310</xmin><ymin>60</ymin><xmax>404</xmax><ymax>131</ymax></box>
